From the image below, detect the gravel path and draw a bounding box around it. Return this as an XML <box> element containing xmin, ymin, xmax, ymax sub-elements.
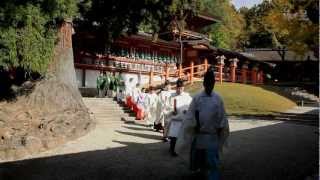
<box><xmin>0</xmin><ymin>98</ymin><xmax>318</xmax><ymax>180</ymax></box>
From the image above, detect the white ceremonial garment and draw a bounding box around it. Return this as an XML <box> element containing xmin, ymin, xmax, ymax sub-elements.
<box><xmin>131</xmin><ymin>87</ymin><xmax>141</xmax><ymax>103</ymax></box>
<box><xmin>136</xmin><ymin>92</ymin><xmax>147</xmax><ymax>110</ymax></box>
<box><xmin>175</xmin><ymin>91</ymin><xmax>229</xmax><ymax>155</ymax></box>
<box><xmin>125</xmin><ymin>83</ymin><xmax>134</xmax><ymax>98</ymax></box>
<box><xmin>144</xmin><ymin>92</ymin><xmax>159</xmax><ymax>125</ymax></box>
<box><xmin>167</xmin><ymin>92</ymin><xmax>192</xmax><ymax>138</ymax></box>
<box><xmin>154</xmin><ymin>90</ymin><xmax>175</xmax><ymax>126</ymax></box>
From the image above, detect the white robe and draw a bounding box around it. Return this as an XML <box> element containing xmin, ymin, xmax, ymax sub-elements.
<box><xmin>136</xmin><ymin>92</ymin><xmax>147</xmax><ymax>110</ymax></box>
<box><xmin>166</xmin><ymin>92</ymin><xmax>192</xmax><ymax>137</ymax></box>
<box><xmin>131</xmin><ymin>87</ymin><xmax>141</xmax><ymax>103</ymax></box>
<box><xmin>144</xmin><ymin>92</ymin><xmax>159</xmax><ymax>125</ymax></box>
<box><xmin>175</xmin><ymin>91</ymin><xmax>229</xmax><ymax>156</ymax></box>
<box><xmin>155</xmin><ymin>90</ymin><xmax>175</xmax><ymax>126</ymax></box>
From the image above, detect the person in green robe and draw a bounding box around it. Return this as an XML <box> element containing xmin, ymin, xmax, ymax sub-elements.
<box><xmin>104</xmin><ymin>72</ymin><xmax>110</xmax><ymax>97</ymax></box>
<box><xmin>96</xmin><ymin>71</ymin><xmax>107</xmax><ymax>98</ymax></box>
<box><xmin>116</xmin><ymin>72</ymin><xmax>126</xmax><ymax>103</ymax></box>
<box><xmin>108</xmin><ymin>73</ymin><xmax>115</xmax><ymax>98</ymax></box>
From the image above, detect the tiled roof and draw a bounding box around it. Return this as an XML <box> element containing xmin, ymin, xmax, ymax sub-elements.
<box><xmin>242</xmin><ymin>49</ymin><xmax>318</xmax><ymax>61</ymax></box>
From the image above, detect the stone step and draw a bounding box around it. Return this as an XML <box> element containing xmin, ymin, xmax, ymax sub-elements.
<box><xmin>94</xmin><ymin>113</ymin><xmax>130</xmax><ymax>117</ymax></box>
<box><xmin>85</xmin><ymin>103</ymin><xmax>117</xmax><ymax>105</ymax></box>
<box><xmin>84</xmin><ymin>101</ymin><xmax>118</xmax><ymax>104</ymax></box>
<box><xmin>92</xmin><ymin>112</ymin><xmax>124</xmax><ymax>114</ymax></box>
<box><xmin>93</xmin><ymin>112</ymin><xmax>126</xmax><ymax>116</ymax></box>
<box><xmin>85</xmin><ymin>103</ymin><xmax>118</xmax><ymax>105</ymax></box>
<box><xmin>84</xmin><ymin>101</ymin><xmax>118</xmax><ymax>103</ymax></box>
<box><xmin>83</xmin><ymin>97</ymin><xmax>139</xmax><ymax>125</ymax></box>
<box><xmin>92</xmin><ymin>109</ymin><xmax>124</xmax><ymax>111</ymax></box>
<box><xmin>88</xmin><ymin>107</ymin><xmax>121</xmax><ymax>109</ymax></box>
<box><xmin>87</xmin><ymin>107</ymin><xmax>122</xmax><ymax>109</ymax></box>
<box><xmin>92</xmin><ymin>111</ymin><xmax>124</xmax><ymax>114</ymax></box>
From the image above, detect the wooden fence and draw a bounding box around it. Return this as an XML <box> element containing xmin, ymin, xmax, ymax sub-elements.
<box><xmin>75</xmin><ymin>53</ymin><xmax>264</xmax><ymax>87</ymax></box>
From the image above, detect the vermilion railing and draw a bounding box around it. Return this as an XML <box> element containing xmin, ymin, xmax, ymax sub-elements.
<box><xmin>75</xmin><ymin>53</ymin><xmax>264</xmax><ymax>86</ymax></box>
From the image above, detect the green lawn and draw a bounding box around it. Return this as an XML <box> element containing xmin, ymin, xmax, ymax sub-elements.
<box><xmin>185</xmin><ymin>82</ymin><xmax>296</xmax><ymax>115</ymax></box>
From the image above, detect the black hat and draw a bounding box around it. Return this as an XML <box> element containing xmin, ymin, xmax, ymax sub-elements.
<box><xmin>164</xmin><ymin>80</ymin><xmax>170</xmax><ymax>86</ymax></box>
<box><xmin>176</xmin><ymin>78</ymin><xmax>184</xmax><ymax>87</ymax></box>
<box><xmin>204</xmin><ymin>67</ymin><xmax>215</xmax><ymax>84</ymax></box>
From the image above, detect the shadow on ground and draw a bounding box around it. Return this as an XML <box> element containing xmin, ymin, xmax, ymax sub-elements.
<box><xmin>0</xmin><ymin>122</ymin><xmax>318</xmax><ymax>180</ymax></box>
<box><xmin>230</xmin><ymin>108</ymin><xmax>319</xmax><ymax>127</ymax></box>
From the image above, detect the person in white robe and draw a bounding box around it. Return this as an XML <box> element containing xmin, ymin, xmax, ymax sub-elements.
<box><xmin>166</xmin><ymin>79</ymin><xmax>192</xmax><ymax>156</ymax></box>
<box><xmin>144</xmin><ymin>87</ymin><xmax>159</xmax><ymax>127</ymax></box>
<box><xmin>131</xmin><ymin>83</ymin><xmax>141</xmax><ymax>104</ymax></box>
<box><xmin>154</xmin><ymin>80</ymin><xmax>175</xmax><ymax>134</ymax></box>
<box><xmin>136</xmin><ymin>88</ymin><xmax>147</xmax><ymax>110</ymax></box>
<box><xmin>175</xmin><ymin>68</ymin><xmax>229</xmax><ymax>180</ymax></box>
<box><xmin>124</xmin><ymin>77</ymin><xmax>134</xmax><ymax>97</ymax></box>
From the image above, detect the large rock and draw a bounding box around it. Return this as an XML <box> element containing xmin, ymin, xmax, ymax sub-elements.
<box><xmin>0</xmin><ymin>21</ymin><xmax>94</xmax><ymax>161</ymax></box>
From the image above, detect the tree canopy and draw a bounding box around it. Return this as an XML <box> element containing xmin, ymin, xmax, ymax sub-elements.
<box><xmin>0</xmin><ymin>0</ymin><xmax>82</xmax><ymax>74</ymax></box>
<box><xmin>239</xmin><ymin>1</ymin><xmax>274</xmax><ymax>48</ymax></box>
<box><xmin>263</xmin><ymin>0</ymin><xmax>319</xmax><ymax>57</ymax></box>
<box><xmin>200</xmin><ymin>0</ymin><xmax>246</xmax><ymax>50</ymax></box>
<box><xmin>0</xmin><ymin>0</ymin><xmax>318</xmax><ymax>76</ymax></box>
<box><xmin>239</xmin><ymin>0</ymin><xmax>319</xmax><ymax>57</ymax></box>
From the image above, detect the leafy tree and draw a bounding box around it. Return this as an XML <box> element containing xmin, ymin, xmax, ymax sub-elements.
<box><xmin>202</xmin><ymin>0</ymin><xmax>246</xmax><ymax>50</ymax></box>
<box><xmin>239</xmin><ymin>1</ymin><xmax>274</xmax><ymax>48</ymax></box>
<box><xmin>263</xmin><ymin>0</ymin><xmax>319</xmax><ymax>57</ymax></box>
<box><xmin>0</xmin><ymin>0</ymin><xmax>80</xmax><ymax>75</ymax></box>
<box><xmin>75</xmin><ymin>0</ymin><xmax>202</xmax><ymax>54</ymax></box>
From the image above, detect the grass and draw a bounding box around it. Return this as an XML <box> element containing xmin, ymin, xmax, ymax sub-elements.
<box><xmin>184</xmin><ymin>81</ymin><xmax>297</xmax><ymax>116</ymax></box>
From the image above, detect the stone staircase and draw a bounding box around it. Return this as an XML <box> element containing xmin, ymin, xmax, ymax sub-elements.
<box><xmin>282</xmin><ymin>87</ymin><xmax>319</xmax><ymax>107</ymax></box>
<box><xmin>82</xmin><ymin>98</ymin><xmax>136</xmax><ymax>125</ymax></box>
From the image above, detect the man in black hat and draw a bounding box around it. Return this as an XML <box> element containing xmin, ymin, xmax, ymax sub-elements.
<box><xmin>166</xmin><ymin>78</ymin><xmax>192</xmax><ymax>156</ymax></box>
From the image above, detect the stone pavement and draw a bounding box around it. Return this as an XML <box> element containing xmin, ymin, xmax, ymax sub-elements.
<box><xmin>0</xmin><ymin>98</ymin><xmax>318</xmax><ymax>180</ymax></box>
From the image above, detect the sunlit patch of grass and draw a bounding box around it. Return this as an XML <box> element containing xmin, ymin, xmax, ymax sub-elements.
<box><xmin>185</xmin><ymin>82</ymin><xmax>296</xmax><ymax>115</ymax></box>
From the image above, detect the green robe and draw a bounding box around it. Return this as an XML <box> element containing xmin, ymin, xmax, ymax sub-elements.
<box><xmin>109</xmin><ymin>75</ymin><xmax>115</xmax><ymax>91</ymax></box>
<box><xmin>96</xmin><ymin>75</ymin><xmax>106</xmax><ymax>90</ymax></box>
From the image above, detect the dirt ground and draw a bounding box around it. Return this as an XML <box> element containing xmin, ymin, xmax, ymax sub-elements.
<box><xmin>0</xmin><ymin>99</ymin><xmax>318</xmax><ymax>180</ymax></box>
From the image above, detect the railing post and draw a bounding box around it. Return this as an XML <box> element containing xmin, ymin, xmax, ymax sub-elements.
<box><xmin>258</xmin><ymin>70</ymin><xmax>264</xmax><ymax>84</ymax></box>
<box><xmin>178</xmin><ymin>64</ymin><xmax>183</xmax><ymax>79</ymax></box>
<box><xmin>217</xmin><ymin>55</ymin><xmax>225</xmax><ymax>84</ymax></box>
<box><xmin>204</xmin><ymin>58</ymin><xmax>208</xmax><ymax>72</ymax></box>
<box><xmin>241</xmin><ymin>61</ymin><xmax>249</xmax><ymax>84</ymax></box>
<box><xmin>251</xmin><ymin>64</ymin><xmax>258</xmax><ymax>85</ymax></box>
<box><xmin>261</xmin><ymin>71</ymin><xmax>264</xmax><ymax>84</ymax></box>
<box><xmin>229</xmin><ymin>58</ymin><xmax>238</xmax><ymax>83</ymax></box>
<box><xmin>149</xmin><ymin>69</ymin><xmax>154</xmax><ymax>87</ymax></box>
<box><xmin>165</xmin><ymin>64</ymin><xmax>170</xmax><ymax>80</ymax></box>
<box><xmin>190</xmin><ymin>61</ymin><xmax>194</xmax><ymax>84</ymax></box>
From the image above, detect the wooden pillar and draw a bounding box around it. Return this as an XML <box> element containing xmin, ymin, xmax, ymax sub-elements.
<box><xmin>165</xmin><ymin>64</ymin><xmax>169</xmax><ymax>80</ymax></box>
<box><xmin>217</xmin><ymin>55</ymin><xmax>225</xmax><ymax>84</ymax></box>
<box><xmin>241</xmin><ymin>62</ymin><xmax>249</xmax><ymax>84</ymax></box>
<box><xmin>251</xmin><ymin>65</ymin><xmax>258</xmax><ymax>84</ymax></box>
<box><xmin>261</xmin><ymin>71</ymin><xmax>264</xmax><ymax>84</ymax></box>
<box><xmin>82</xmin><ymin>69</ymin><xmax>86</xmax><ymax>87</ymax></box>
<box><xmin>204</xmin><ymin>58</ymin><xmax>208</xmax><ymax>72</ymax></box>
<box><xmin>258</xmin><ymin>70</ymin><xmax>264</xmax><ymax>84</ymax></box>
<box><xmin>190</xmin><ymin>61</ymin><xmax>194</xmax><ymax>84</ymax></box>
<box><xmin>178</xmin><ymin>64</ymin><xmax>183</xmax><ymax>79</ymax></box>
<box><xmin>149</xmin><ymin>69</ymin><xmax>154</xmax><ymax>87</ymax></box>
<box><xmin>229</xmin><ymin>58</ymin><xmax>238</xmax><ymax>83</ymax></box>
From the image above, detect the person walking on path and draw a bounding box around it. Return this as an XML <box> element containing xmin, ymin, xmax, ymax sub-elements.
<box><xmin>144</xmin><ymin>86</ymin><xmax>159</xmax><ymax>128</ymax></box>
<box><xmin>175</xmin><ymin>68</ymin><xmax>229</xmax><ymax>180</ymax></box>
<box><xmin>154</xmin><ymin>80</ymin><xmax>175</xmax><ymax>137</ymax></box>
<box><xmin>166</xmin><ymin>79</ymin><xmax>192</xmax><ymax>156</ymax></box>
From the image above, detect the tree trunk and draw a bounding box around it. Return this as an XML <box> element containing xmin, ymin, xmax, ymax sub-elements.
<box><xmin>0</xmin><ymin>21</ymin><xmax>94</xmax><ymax>161</ymax></box>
